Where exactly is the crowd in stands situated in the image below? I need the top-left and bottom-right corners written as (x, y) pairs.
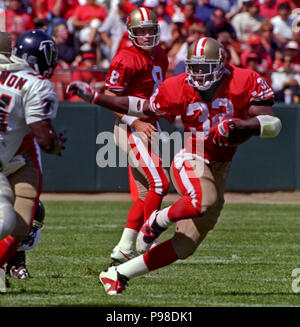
top-left (1, 0), bottom-right (299, 103)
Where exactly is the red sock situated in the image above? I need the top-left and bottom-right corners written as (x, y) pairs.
top-left (143, 239), bottom-right (178, 271)
top-left (167, 196), bottom-right (199, 222)
top-left (143, 191), bottom-right (163, 221)
top-left (125, 198), bottom-right (144, 231)
top-left (0, 235), bottom-right (19, 267)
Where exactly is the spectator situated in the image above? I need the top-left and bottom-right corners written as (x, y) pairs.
top-left (245, 51), bottom-right (261, 70)
top-left (183, 2), bottom-right (204, 30)
top-left (71, 0), bottom-right (107, 52)
top-left (231, 1), bottom-right (264, 44)
top-left (205, 7), bottom-right (237, 40)
top-left (284, 40), bottom-right (300, 72)
top-left (217, 31), bottom-right (241, 66)
top-left (259, 0), bottom-right (278, 20)
top-left (173, 23), bottom-right (207, 75)
top-left (5, 0), bottom-right (35, 34)
top-left (240, 33), bottom-right (273, 78)
top-left (143, 0), bottom-right (172, 48)
top-left (195, 0), bottom-right (216, 25)
top-left (271, 53), bottom-right (300, 103)
top-left (258, 19), bottom-right (280, 62)
top-left (165, 0), bottom-right (184, 21)
top-left (167, 9), bottom-right (188, 72)
top-left (68, 51), bottom-right (105, 102)
top-left (209, 0), bottom-right (241, 16)
top-left (271, 2), bottom-right (294, 46)
top-left (52, 22), bottom-right (81, 69)
top-left (98, 2), bottom-right (128, 60)
top-left (33, 0), bottom-right (79, 35)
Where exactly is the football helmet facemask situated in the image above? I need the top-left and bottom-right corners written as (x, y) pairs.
top-left (12, 30), bottom-right (57, 78)
top-left (126, 8), bottom-right (160, 50)
top-left (185, 37), bottom-right (225, 91)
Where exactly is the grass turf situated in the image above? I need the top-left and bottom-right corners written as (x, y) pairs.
top-left (1, 201), bottom-right (300, 307)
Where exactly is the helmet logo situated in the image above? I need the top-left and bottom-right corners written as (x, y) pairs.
top-left (39, 40), bottom-right (55, 66)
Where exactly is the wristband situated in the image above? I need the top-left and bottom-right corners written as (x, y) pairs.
top-left (120, 115), bottom-right (138, 126)
top-left (91, 90), bottom-right (100, 104)
top-left (128, 96), bottom-right (147, 117)
top-left (256, 115), bottom-right (282, 138)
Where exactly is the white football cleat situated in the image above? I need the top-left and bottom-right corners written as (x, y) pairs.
top-left (99, 266), bottom-right (129, 295)
top-left (110, 245), bottom-right (137, 264)
top-left (136, 210), bottom-right (167, 254)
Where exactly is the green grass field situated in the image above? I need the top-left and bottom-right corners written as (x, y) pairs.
top-left (1, 201), bottom-right (300, 307)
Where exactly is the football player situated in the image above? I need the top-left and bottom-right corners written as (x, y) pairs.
top-left (0, 30), bottom-right (65, 292)
top-left (103, 7), bottom-right (169, 264)
top-left (0, 32), bottom-right (48, 281)
top-left (67, 37), bottom-right (282, 295)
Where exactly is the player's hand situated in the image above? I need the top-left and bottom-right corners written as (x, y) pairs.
top-left (132, 120), bottom-right (158, 141)
top-left (209, 118), bottom-right (240, 146)
top-left (66, 81), bottom-right (99, 103)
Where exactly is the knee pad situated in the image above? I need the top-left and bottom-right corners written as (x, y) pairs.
top-left (0, 196), bottom-right (16, 239)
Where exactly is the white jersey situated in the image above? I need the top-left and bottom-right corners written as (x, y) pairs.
top-left (0, 65), bottom-right (58, 167)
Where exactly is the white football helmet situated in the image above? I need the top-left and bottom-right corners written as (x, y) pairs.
top-left (126, 8), bottom-right (160, 50)
top-left (185, 37), bottom-right (225, 91)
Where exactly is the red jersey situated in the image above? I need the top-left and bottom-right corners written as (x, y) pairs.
top-left (149, 64), bottom-right (274, 162)
top-left (72, 4), bottom-right (107, 23)
top-left (105, 45), bottom-right (169, 99)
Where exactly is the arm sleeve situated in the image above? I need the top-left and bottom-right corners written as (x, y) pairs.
top-left (23, 79), bottom-right (59, 125)
top-left (248, 72), bottom-right (275, 105)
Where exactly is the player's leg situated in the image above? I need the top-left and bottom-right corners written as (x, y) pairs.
top-left (137, 157), bottom-right (220, 253)
top-left (0, 172), bottom-right (16, 240)
top-left (126, 124), bottom-right (170, 221)
top-left (0, 146), bottom-right (42, 268)
top-left (110, 122), bottom-right (169, 263)
top-left (7, 200), bottom-right (45, 279)
top-left (99, 161), bottom-right (230, 295)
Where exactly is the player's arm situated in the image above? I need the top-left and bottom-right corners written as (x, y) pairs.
top-left (67, 81), bottom-right (155, 117)
top-left (29, 119), bottom-right (65, 155)
top-left (232, 104), bottom-right (279, 136)
top-left (210, 103), bottom-right (281, 146)
top-left (104, 89), bottom-right (157, 138)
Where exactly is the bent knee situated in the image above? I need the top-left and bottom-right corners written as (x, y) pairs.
top-left (172, 234), bottom-right (199, 260)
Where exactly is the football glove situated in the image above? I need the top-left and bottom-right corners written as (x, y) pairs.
top-left (209, 118), bottom-right (240, 146)
top-left (66, 81), bottom-right (100, 104)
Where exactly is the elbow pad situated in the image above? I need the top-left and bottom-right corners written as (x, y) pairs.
top-left (256, 115), bottom-right (282, 138)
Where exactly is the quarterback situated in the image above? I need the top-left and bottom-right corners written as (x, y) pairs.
top-left (0, 30), bottom-right (64, 292)
top-left (104, 7), bottom-right (169, 265)
top-left (67, 37), bottom-right (282, 295)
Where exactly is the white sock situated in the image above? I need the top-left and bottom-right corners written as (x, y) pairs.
top-left (156, 206), bottom-right (172, 228)
top-left (118, 228), bottom-right (138, 251)
top-left (117, 254), bottom-right (149, 279)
